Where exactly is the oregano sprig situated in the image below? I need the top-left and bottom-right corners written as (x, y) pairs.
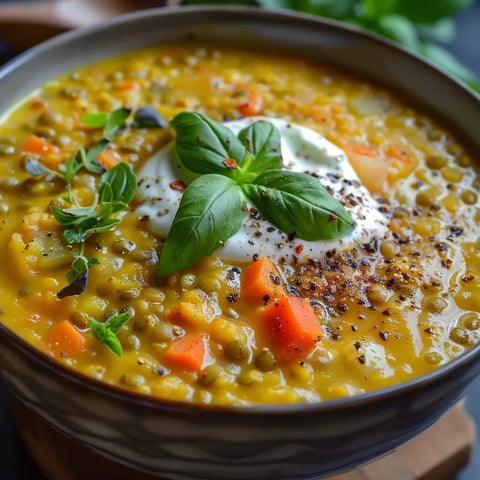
top-left (157, 112), bottom-right (355, 277)
top-left (89, 311), bottom-right (132, 357)
top-left (24, 106), bottom-right (166, 297)
top-left (54, 162), bottom-right (136, 298)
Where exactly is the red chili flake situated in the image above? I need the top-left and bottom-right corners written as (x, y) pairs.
top-left (295, 244), bottom-right (304, 254)
top-left (169, 180), bottom-right (187, 192)
top-left (223, 158), bottom-right (238, 169)
top-left (328, 214), bottom-right (337, 222)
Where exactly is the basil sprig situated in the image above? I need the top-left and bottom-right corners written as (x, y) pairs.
top-left (157, 112), bottom-right (354, 276)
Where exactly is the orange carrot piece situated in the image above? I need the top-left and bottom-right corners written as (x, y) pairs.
top-left (263, 296), bottom-right (322, 361)
top-left (343, 142), bottom-right (377, 157)
top-left (241, 257), bottom-right (288, 304)
top-left (45, 320), bottom-right (88, 357)
top-left (98, 148), bottom-right (122, 169)
top-left (164, 334), bottom-right (208, 372)
top-left (117, 80), bottom-right (140, 91)
top-left (21, 135), bottom-right (59, 157)
top-left (236, 86), bottom-right (263, 117)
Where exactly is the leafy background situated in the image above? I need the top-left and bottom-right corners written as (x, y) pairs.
top-left (182, 0), bottom-right (480, 92)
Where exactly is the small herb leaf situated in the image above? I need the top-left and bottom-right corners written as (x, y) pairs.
top-left (89, 312), bottom-right (131, 357)
top-left (104, 312), bottom-right (131, 334)
top-left (238, 121), bottom-right (282, 174)
top-left (171, 111), bottom-right (248, 175)
top-left (83, 139), bottom-right (110, 174)
top-left (82, 111), bottom-right (109, 129)
top-left (99, 162), bottom-right (136, 205)
top-left (157, 174), bottom-right (247, 277)
top-left (242, 169), bottom-right (355, 241)
top-left (103, 107), bottom-right (131, 140)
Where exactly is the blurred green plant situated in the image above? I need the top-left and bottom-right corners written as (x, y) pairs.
top-left (181, 0), bottom-right (479, 92)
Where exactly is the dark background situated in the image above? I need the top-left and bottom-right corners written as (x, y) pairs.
top-left (0, 1), bottom-right (479, 479)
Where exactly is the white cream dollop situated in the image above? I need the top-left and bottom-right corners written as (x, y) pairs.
top-left (135, 117), bottom-right (388, 263)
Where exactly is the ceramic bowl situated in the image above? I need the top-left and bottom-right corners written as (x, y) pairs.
top-left (1, 6), bottom-right (480, 480)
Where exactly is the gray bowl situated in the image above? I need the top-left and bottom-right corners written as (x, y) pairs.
top-left (1, 6), bottom-right (480, 480)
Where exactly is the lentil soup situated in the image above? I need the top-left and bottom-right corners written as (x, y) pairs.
top-left (0, 44), bottom-right (479, 406)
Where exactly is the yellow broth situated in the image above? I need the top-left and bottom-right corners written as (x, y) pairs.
top-left (0, 44), bottom-right (479, 405)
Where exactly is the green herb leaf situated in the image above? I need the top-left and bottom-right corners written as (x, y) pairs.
top-left (237, 121), bottom-right (282, 174)
top-left (81, 111), bottom-right (109, 129)
top-left (83, 140), bottom-right (109, 174)
top-left (103, 107), bottom-right (132, 140)
top-left (89, 311), bottom-right (131, 357)
top-left (420, 41), bottom-right (479, 84)
top-left (361, 0), bottom-right (399, 18)
top-left (104, 311), bottom-right (131, 334)
top-left (372, 14), bottom-right (420, 51)
top-left (99, 162), bottom-right (136, 205)
top-left (242, 169), bottom-right (354, 241)
top-left (417, 18), bottom-right (456, 44)
top-left (157, 174), bottom-right (247, 277)
top-left (396, 0), bottom-right (474, 24)
top-left (65, 255), bottom-right (99, 285)
top-left (171, 111), bottom-right (248, 175)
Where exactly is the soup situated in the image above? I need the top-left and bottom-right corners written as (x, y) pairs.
top-left (0, 44), bottom-right (479, 405)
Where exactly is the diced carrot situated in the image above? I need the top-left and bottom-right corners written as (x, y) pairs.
top-left (236, 85), bottom-right (263, 117)
top-left (262, 296), bottom-right (322, 361)
top-left (45, 320), bottom-right (88, 357)
top-left (21, 135), bottom-right (59, 157)
top-left (98, 148), bottom-right (122, 169)
top-left (164, 333), bottom-right (209, 372)
top-left (241, 257), bottom-right (288, 304)
top-left (117, 80), bottom-right (140, 91)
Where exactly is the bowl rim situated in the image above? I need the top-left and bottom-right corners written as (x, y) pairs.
top-left (1, 4), bottom-right (479, 416)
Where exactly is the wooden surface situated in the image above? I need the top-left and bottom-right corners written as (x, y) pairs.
top-left (13, 400), bottom-right (476, 480)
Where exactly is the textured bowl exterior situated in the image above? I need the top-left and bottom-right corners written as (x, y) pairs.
top-left (1, 6), bottom-right (480, 480)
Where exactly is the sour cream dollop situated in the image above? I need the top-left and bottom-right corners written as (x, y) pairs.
top-left (135, 117), bottom-right (388, 263)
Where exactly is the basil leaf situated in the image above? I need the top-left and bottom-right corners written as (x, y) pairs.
top-left (103, 107), bottom-right (131, 140)
top-left (420, 41), bottom-right (479, 84)
top-left (396, 0), bottom-right (474, 24)
top-left (171, 111), bottom-right (248, 175)
top-left (238, 121), bottom-right (282, 174)
top-left (361, 0), bottom-right (399, 18)
top-left (374, 14), bottom-right (420, 51)
top-left (242, 170), bottom-right (354, 241)
top-left (417, 19), bottom-right (455, 43)
top-left (256, 0), bottom-right (355, 18)
top-left (99, 162), bottom-right (136, 205)
top-left (82, 111), bottom-right (109, 129)
top-left (133, 106), bottom-right (168, 129)
top-left (157, 174), bottom-right (247, 277)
